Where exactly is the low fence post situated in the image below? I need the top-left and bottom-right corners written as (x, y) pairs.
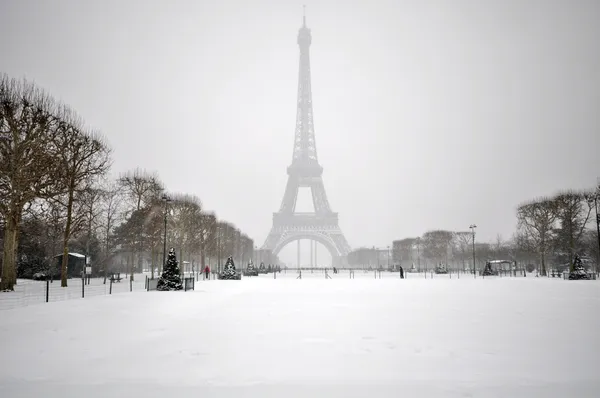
top-left (109, 278), bottom-right (113, 294)
top-left (130, 277), bottom-right (133, 292)
top-left (46, 279), bottom-right (50, 303)
top-left (82, 274), bottom-right (85, 298)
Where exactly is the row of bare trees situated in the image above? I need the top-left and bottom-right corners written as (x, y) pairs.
top-left (516, 188), bottom-right (599, 275)
top-left (0, 75), bottom-right (110, 290)
top-left (391, 186), bottom-right (600, 275)
top-left (110, 171), bottom-right (254, 281)
top-left (0, 75), bottom-right (253, 291)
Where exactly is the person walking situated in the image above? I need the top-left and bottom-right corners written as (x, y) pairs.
top-left (204, 265), bottom-right (210, 280)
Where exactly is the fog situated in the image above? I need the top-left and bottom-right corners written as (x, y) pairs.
top-left (1, 0), bottom-right (598, 266)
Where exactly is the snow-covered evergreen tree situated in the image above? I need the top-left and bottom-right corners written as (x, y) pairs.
top-left (482, 261), bottom-right (497, 276)
top-left (157, 247), bottom-right (183, 291)
top-left (247, 260), bottom-right (255, 271)
top-left (568, 254), bottom-right (590, 280)
top-left (434, 262), bottom-right (448, 274)
top-left (221, 256), bottom-right (238, 280)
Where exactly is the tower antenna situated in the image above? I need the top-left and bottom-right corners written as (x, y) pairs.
top-left (303, 5), bottom-right (306, 27)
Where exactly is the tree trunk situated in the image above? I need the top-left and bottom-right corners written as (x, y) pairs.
top-left (179, 248), bottom-right (184, 276)
top-left (540, 251), bottom-right (547, 276)
top-left (0, 214), bottom-right (20, 291)
top-left (61, 188), bottom-right (75, 287)
top-left (150, 246), bottom-right (156, 279)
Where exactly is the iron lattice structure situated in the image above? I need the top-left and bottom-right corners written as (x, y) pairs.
top-left (261, 15), bottom-right (351, 265)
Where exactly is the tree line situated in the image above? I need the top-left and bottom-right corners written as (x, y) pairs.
top-left (392, 187), bottom-right (600, 276)
top-left (0, 74), bottom-right (253, 291)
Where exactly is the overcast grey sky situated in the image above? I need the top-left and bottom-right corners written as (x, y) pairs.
top-left (1, 0), bottom-right (599, 265)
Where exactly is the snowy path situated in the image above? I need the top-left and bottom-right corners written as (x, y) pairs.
top-left (1, 277), bottom-right (599, 397)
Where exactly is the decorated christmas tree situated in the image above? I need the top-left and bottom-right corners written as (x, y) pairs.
top-left (243, 259), bottom-right (258, 276)
top-left (157, 247), bottom-right (183, 291)
top-left (221, 256), bottom-right (238, 280)
top-left (434, 262), bottom-right (448, 274)
top-left (482, 261), bottom-right (497, 276)
top-left (259, 262), bottom-right (266, 273)
top-left (568, 254), bottom-right (590, 280)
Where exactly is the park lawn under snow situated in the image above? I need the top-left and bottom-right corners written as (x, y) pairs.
top-left (1, 274), bottom-right (599, 398)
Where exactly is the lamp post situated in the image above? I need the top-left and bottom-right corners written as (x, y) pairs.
top-left (162, 194), bottom-right (171, 270)
top-left (470, 224), bottom-right (477, 278)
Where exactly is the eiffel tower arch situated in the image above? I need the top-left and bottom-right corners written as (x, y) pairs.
top-left (261, 12), bottom-right (351, 266)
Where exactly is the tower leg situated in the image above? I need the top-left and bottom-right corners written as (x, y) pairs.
top-left (310, 239), bottom-right (314, 268)
top-left (297, 240), bottom-right (301, 268)
top-left (315, 241), bottom-right (318, 267)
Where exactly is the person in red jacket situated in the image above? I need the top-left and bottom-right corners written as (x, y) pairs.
top-left (204, 265), bottom-right (210, 280)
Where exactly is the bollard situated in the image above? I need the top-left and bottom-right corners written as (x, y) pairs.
top-left (46, 279), bottom-right (49, 303)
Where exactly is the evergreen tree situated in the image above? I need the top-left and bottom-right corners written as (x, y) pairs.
top-left (568, 254), bottom-right (590, 280)
top-left (157, 247), bottom-right (183, 290)
top-left (247, 260), bottom-right (255, 271)
top-left (221, 256), bottom-right (238, 280)
top-left (482, 261), bottom-right (497, 276)
top-left (435, 262), bottom-right (448, 274)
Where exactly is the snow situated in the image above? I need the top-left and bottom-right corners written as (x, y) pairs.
top-left (55, 252), bottom-right (86, 258)
top-left (1, 272), bottom-right (599, 397)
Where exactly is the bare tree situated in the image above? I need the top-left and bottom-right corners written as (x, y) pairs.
top-left (167, 194), bottom-right (203, 275)
top-left (199, 212), bottom-right (217, 272)
top-left (421, 230), bottom-right (454, 268)
top-left (56, 113), bottom-right (111, 287)
top-left (98, 180), bottom-right (123, 283)
top-left (392, 238), bottom-right (416, 267)
top-left (516, 197), bottom-right (559, 276)
top-left (118, 169), bottom-right (163, 279)
top-left (553, 190), bottom-right (593, 268)
top-left (0, 75), bottom-right (65, 291)
top-left (454, 232), bottom-right (472, 270)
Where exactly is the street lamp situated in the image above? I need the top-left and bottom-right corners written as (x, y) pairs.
top-left (162, 194), bottom-right (171, 270)
top-left (470, 224), bottom-right (477, 278)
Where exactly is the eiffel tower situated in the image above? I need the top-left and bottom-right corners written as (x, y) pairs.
top-left (261, 11), bottom-right (351, 266)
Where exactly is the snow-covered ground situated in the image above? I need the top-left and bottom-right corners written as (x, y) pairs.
top-left (1, 275), bottom-right (599, 397)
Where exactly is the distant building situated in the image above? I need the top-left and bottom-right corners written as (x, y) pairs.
top-left (348, 247), bottom-right (389, 269)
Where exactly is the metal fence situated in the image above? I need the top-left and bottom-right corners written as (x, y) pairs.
top-left (0, 274), bottom-right (147, 311)
top-left (144, 276), bottom-right (195, 291)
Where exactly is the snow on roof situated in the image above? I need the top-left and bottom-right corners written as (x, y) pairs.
top-left (53, 252), bottom-right (85, 258)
